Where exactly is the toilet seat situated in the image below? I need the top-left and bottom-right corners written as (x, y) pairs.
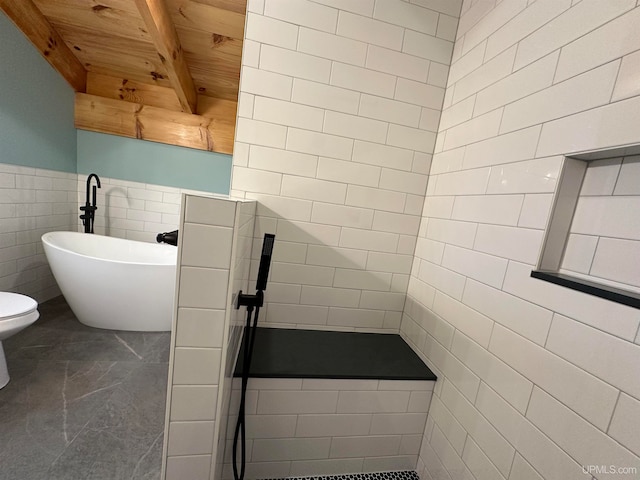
top-left (0, 292), bottom-right (38, 320)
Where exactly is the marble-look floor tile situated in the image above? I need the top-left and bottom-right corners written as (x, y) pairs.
top-left (0, 296), bottom-right (170, 480)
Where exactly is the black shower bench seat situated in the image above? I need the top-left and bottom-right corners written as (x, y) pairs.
top-left (234, 327), bottom-right (436, 382)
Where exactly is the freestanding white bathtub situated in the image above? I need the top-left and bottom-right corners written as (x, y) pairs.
top-left (42, 231), bottom-right (177, 331)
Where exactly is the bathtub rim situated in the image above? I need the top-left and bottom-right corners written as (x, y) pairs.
top-left (41, 231), bottom-right (177, 267)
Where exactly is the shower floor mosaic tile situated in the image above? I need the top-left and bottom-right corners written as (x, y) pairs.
top-left (265, 470), bottom-right (420, 480)
top-left (0, 296), bottom-right (170, 480)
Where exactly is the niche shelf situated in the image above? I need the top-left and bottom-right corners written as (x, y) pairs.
top-left (532, 143), bottom-right (640, 310)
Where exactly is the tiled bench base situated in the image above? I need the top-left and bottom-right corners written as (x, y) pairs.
top-left (222, 377), bottom-right (435, 480)
top-left (222, 328), bottom-right (436, 479)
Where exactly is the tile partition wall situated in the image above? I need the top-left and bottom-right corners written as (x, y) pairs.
top-left (401, 2), bottom-right (640, 480)
top-left (162, 194), bottom-right (256, 480)
top-left (0, 163), bottom-right (77, 302)
top-left (560, 154), bottom-right (640, 293)
top-left (222, 378), bottom-right (435, 479)
top-left (230, 0), bottom-right (462, 331)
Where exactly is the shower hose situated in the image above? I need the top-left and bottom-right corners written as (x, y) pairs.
top-left (232, 303), bottom-right (260, 480)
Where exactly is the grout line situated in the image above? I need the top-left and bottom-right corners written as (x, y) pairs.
top-left (460, 432), bottom-right (469, 458)
top-left (608, 57), bottom-right (623, 102)
top-left (506, 446), bottom-right (517, 479)
top-left (605, 390), bottom-right (622, 434)
top-left (532, 121), bottom-right (545, 162)
top-left (541, 313), bottom-right (554, 349)
top-left (610, 156), bottom-right (625, 195)
top-left (524, 383), bottom-right (535, 419)
top-left (495, 105), bottom-right (506, 136)
top-left (514, 192), bottom-right (527, 230)
top-left (586, 236), bottom-right (600, 275)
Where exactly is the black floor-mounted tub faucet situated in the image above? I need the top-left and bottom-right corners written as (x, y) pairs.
top-left (80, 173), bottom-right (101, 233)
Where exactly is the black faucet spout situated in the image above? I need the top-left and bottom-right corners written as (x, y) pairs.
top-left (85, 173), bottom-right (101, 205)
top-left (82, 173), bottom-right (101, 233)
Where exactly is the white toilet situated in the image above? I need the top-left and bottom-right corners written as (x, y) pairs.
top-left (0, 292), bottom-right (39, 389)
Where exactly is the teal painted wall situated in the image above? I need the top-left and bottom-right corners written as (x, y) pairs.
top-left (1, 11), bottom-right (233, 193)
top-left (0, 12), bottom-right (76, 173)
top-left (77, 131), bottom-right (232, 194)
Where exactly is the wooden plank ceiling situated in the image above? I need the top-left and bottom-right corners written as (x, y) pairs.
top-left (0, 0), bottom-right (246, 154)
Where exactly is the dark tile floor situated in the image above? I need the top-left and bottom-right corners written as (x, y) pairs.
top-left (0, 296), bottom-right (171, 480)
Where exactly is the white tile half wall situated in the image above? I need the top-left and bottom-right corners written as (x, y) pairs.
top-left (231, 0), bottom-right (462, 331)
top-left (0, 163), bottom-right (77, 302)
top-left (403, 2), bottom-right (640, 480)
top-left (162, 194), bottom-right (256, 480)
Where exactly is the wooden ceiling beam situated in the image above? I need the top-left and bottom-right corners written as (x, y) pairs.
top-left (87, 72), bottom-right (238, 120)
top-left (134, 0), bottom-right (197, 113)
top-left (191, 0), bottom-right (247, 16)
top-left (75, 93), bottom-right (234, 154)
top-left (168, 1), bottom-right (245, 40)
top-left (86, 72), bottom-right (183, 112)
top-left (0, 0), bottom-right (87, 92)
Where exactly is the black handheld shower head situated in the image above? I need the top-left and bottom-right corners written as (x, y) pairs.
top-left (236, 233), bottom-right (275, 310)
top-left (256, 233), bottom-right (275, 292)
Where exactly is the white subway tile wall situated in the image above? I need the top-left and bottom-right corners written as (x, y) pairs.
top-left (24, 1), bottom-right (634, 478)
top-left (232, 0), bottom-right (460, 332)
top-left (163, 195), bottom-right (256, 480)
top-left (0, 164), bottom-right (77, 302)
top-left (222, 378), bottom-right (435, 479)
top-left (403, 2), bottom-right (640, 480)
top-left (76, 175), bottom-right (227, 244)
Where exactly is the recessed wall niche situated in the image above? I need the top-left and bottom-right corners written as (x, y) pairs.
top-left (532, 144), bottom-right (640, 309)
